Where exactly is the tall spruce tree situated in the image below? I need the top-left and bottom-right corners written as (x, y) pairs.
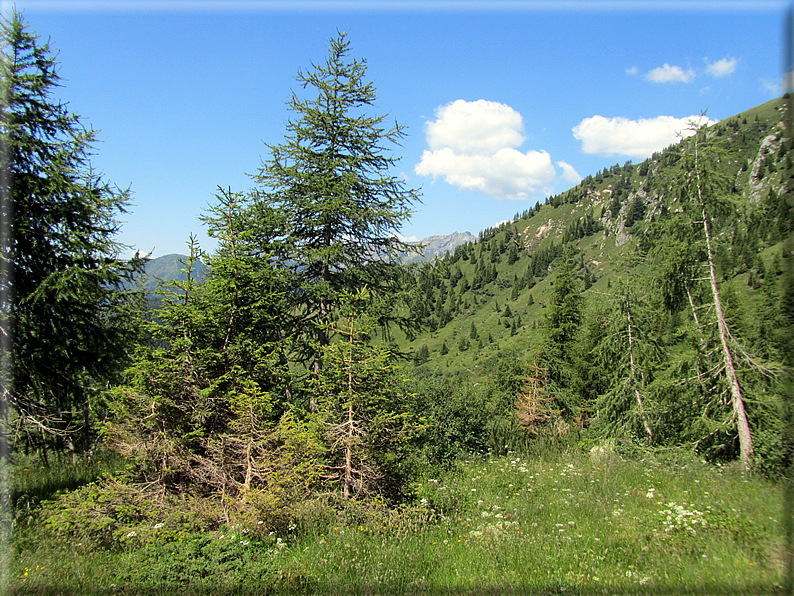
top-left (541, 248), bottom-right (584, 416)
top-left (0, 11), bottom-right (142, 456)
top-left (253, 31), bottom-right (420, 381)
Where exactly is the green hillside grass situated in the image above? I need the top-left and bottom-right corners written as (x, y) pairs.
top-left (8, 447), bottom-right (784, 594)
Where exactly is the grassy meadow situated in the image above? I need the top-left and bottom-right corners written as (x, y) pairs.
top-left (4, 444), bottom-right (788, 595)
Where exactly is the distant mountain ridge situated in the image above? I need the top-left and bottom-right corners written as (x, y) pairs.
top-left (402, 232), bottom-right (477, 264)
top-left (137, 253), bottom-right (208, 294)
top-left (141, 231), bottom-right (476, 286)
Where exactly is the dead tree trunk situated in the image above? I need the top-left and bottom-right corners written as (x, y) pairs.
top-left (625, 281), bottom-right (653, 445)
top-left (693, 134), bottom-right (754, 469)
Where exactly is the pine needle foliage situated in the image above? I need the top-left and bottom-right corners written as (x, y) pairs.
top-left (313, 287), bottom-right (416, 501)
top-left (1, 10), bottom-right (143, 456)
top-left (253, 31), bottom-right (421, 370)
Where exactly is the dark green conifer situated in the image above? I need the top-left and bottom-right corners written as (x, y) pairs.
top-left (1, 11), bottom-right (143, 453)
top-left (253, 31), bottom-right (420, 376)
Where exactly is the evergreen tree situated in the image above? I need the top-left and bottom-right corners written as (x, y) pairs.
top-left (624, 195), bottom-right (646, 228)
top-left (591, 267), bottom-right (663, 445)
top-left (507, 242), bottom-right (519, 265)
top-left (1, 11), bottom-right (143, 456)
top-left (546, 251), bottom-right (582, 347)
top-left (252, 31), bottom-right (420, 379)
top-left (656, 120), bottom-right (756, 467)
top-left (540, 249), bottom-right (584, 415)
top-left (416, 344), bottom-right (430, 364)
top-left (313, 287), bottom-right (415, 500)
top-left (108, 191), bottom-right (293, 493)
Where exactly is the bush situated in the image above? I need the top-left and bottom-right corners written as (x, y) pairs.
top-left (117, 531), bottom-right (283, 588)
top-left (40, 480), bottom-right (223, 550)
top-left (405, 373), bottom-right (492, 463)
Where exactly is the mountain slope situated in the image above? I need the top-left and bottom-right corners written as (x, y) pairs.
top-left (396, 96), bottom-right (791, 377)
top-left (137, 253), bottom-right (208, 294)
top-left (402, 232), bottom-right (477, 263)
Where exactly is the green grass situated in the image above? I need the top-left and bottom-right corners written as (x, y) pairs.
top-left (6, 446), bottom-right (787, 595)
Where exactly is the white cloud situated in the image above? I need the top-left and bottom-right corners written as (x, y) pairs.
top-left (626, 66), bottom-right (638, 76)
top-left (556, 161), bottom-right (582, 184)
top-left (646, 63), bottom-right (695, 83)
top-left (424, 99), bottom-right (525, 153)
top-left (415, 99), bottom-right (557, 200)
top-left (705, 57), bottom-right (737, 78)
top-left (572, 114), bottom-right (718, 159)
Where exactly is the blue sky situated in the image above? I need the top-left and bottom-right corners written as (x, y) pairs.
top-left (3, 0), bottom-right (788, 257)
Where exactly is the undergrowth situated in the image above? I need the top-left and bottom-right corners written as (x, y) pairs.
top-left (6, 446), bottom-right (787, 595)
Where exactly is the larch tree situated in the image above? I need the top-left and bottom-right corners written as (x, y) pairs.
top-left (591, 260), bottom-right (664, 446)
top-left (312, 287), bottom-right (413, 500)
top-left (689, 121), bottom-right (754, 468)
top-left (252, 31), bottom-right (421, 387)
top-left (0, 10), bottom-right (142, 459)
top-left (657, 118), bottom-right (755, 468)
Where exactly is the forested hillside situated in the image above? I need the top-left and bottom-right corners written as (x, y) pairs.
top-left (397, 95), bottom-right (793, 472)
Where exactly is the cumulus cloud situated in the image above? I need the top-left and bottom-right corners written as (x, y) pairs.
top-left (572, 114), bottom-right (718, 159)
top-left (706, 57), bottom-right (737, 78)
top-left (424, 99), bottom-right (525, 154)
top-left (646, 63), bottom-right (695, 83)
top-left (556, 161), bottom-right (582, 185)
top-left (415, 99), bottom-right (557, 200)
top-left (626, 66), bottom-right (638, 76)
